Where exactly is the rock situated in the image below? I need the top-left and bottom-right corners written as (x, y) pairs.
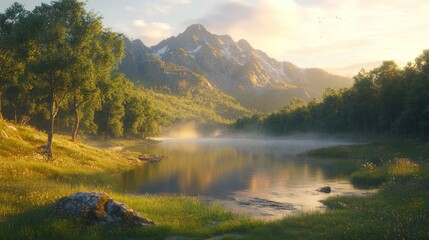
top-left (316, 186), bottom-right (331, 193)
top-left (53, 192), bottom-right (155, 226)
top-left (237, 197), bottom-right (296, 210)
top-left (138, 154), bottom-right (166, 163)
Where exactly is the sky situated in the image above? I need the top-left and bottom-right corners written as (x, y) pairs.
top-left (1, 0), bottom-right (428, 70)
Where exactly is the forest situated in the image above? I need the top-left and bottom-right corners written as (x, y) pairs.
top-left (233, 52), bottom-right (429, 138)
top-left (0, 1), bottom-right (161, 157)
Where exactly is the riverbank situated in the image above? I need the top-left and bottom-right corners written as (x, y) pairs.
top-left (1, 119), bottom-right (428, 239)
top-left (218, 140), bottom-right (429, 239)
top-left (0, 119), bottom-right (257, 239)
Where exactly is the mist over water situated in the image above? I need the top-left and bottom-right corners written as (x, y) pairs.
top-left (160, 122), bottom-right (200, 139)
top-left (117, 137), bottom-right (373, 219)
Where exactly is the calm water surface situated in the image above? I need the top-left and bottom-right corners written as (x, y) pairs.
top-left (116, 138), bottom-right (374, 219)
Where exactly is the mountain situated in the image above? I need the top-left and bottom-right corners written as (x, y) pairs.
top-left (119, 37), bottom-right (250, 122)
top-left (119, 24), bottom-right (352, 112)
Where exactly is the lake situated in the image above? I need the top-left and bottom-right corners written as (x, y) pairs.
top-left (116, 138), bottom-right (374, 219)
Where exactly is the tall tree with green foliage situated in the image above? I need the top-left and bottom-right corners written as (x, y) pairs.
top-left (370, 61), bottom-right (405, 130)
top-left (124, 95), bottom-right (160, 139)
top-left (16, 0), bottom-right (118, 157)
top-left (0, 3), bottom-right (27, 119)
top-left (347, 70), bottom-right (378, 132)
top-left (398, 50), bottom-right (429, 136)
top-left (67, 13), bottom-right (124, 140)
top-left (95, 74), bottom-right (128, 140)
top-left (318, 88), bottom-right (346, 132)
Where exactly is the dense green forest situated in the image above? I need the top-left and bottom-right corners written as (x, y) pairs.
top-left (0, 1), bottom-right (165, 157)
top-left (233, 51), bottom-right (429, 138)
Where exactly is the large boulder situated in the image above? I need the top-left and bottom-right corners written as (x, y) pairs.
top-left (53, 192), bottom-right (155, 226)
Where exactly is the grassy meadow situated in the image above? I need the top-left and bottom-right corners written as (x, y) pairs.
top-left (1, 119), bottom-right (429, 239)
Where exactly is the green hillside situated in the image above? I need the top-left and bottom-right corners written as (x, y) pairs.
top-left (140, 87), bottom-right (250, 127)
top-left (0, 119), bottom-right (255, 239)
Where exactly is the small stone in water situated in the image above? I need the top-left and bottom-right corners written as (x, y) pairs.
top-left (317, 186), bottom-right (331, 193)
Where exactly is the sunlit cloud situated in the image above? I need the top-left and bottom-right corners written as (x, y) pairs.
top-left (193, 0), bottom-right (429, 67)
top-left (131, 20), bottom-right (174, 46)
top-left (133, 20), bottom-right (147, 28)
top-left (2, 0), bottom-right (427, 68)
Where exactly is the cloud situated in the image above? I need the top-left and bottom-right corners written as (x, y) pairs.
top-left (144, 3), bottom-right (172, 14)
top-left (124, 2), bottom-right (174, 16)
top-left (169, 0), bottom-right (192, 4)
top-left (191, 1), bottom-right (254, 31)
top-left (192, 0), bottom-right (429, 68)
top-left (133, 20), bottom-right (147, 28)
top-left (125, 6), bottom-right (138, 12)
top-left (130, 20), bottom-right (174, 46)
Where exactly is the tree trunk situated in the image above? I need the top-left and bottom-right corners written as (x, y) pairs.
top-left (11, 103), bottom-right (17, 123)
top-left (71, 96), bottom-right (80, 141)
top-left (46, 92), bottom-right (55, 159)
top-left (0, 91), bottom-right (3, 120)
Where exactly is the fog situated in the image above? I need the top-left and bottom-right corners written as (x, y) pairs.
top-left (156, 136), bottom-right (353, 157)
top-left (160, 122), bottom-right (200, 139)
top-left (159, 122), bottom-right (226, 140)
top-left (158, 121), bottom-right (357, 145)
top-left (120, 132), bottom-right (366, 219)
top-left (157, 122), bottom-right (356, 153)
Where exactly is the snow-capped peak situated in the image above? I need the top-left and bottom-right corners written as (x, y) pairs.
top-left (154, 45), bottom-right (169, 58)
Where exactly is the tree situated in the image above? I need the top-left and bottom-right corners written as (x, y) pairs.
top-left (18, 0), bottom-right (110, 157)
top-left (3, 79), bottom-right (40, 125)
top-left (0, 3), bottom-right (27, 119)
top-left (346, 70), bottom-right (378, 132)
top-left (124, 95), bottom-right (160, 139)
top-left (69, 26), bottom-right (123, 140)
top-left (319, 88), bottom-right (347, 132)
top-left (95, 74), bottom-right (127, 140)
top-left (370, 61), bottom-right (405, 131)
top-left (398, 50), bottom-right (429, 136)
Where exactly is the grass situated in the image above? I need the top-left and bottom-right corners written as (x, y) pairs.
top-left (351, 158), bottom-right (421, 188)
top-left (0, 119), bottom-right (257, 239)
top-left (307, 139), bottom-right (428, 188)
top-left (1, 119), bottom-right (429, 239)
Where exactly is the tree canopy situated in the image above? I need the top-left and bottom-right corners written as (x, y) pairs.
top-left (0, 0), bottom-right (160, 158)
top-left (233, 50), bottom-right (429, 138)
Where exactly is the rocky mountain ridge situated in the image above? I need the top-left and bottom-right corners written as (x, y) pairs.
top-left (119, 24), bottom-right (352, 112)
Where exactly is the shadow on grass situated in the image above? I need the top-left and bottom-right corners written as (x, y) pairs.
top-left (0, 204), bottom-right (172, 240)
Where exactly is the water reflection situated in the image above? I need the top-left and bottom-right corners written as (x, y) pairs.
top-left (116, 138), bottom-right (373, 219)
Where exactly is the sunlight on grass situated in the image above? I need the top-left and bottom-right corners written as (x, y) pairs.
top-left (0, 119), bottom-right (258, 239)
top-left (351, 158), bottom-right (420, 188)
top-left (1, 119), bottom-right (429, 239)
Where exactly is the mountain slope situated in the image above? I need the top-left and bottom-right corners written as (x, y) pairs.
top-left (119, 37), bottom-right (249, 121)
top-left (119, 24), bottom-right (352, 112)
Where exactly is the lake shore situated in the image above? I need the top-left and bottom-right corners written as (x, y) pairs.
top-left (1, 119), bottom-right (428, 239)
